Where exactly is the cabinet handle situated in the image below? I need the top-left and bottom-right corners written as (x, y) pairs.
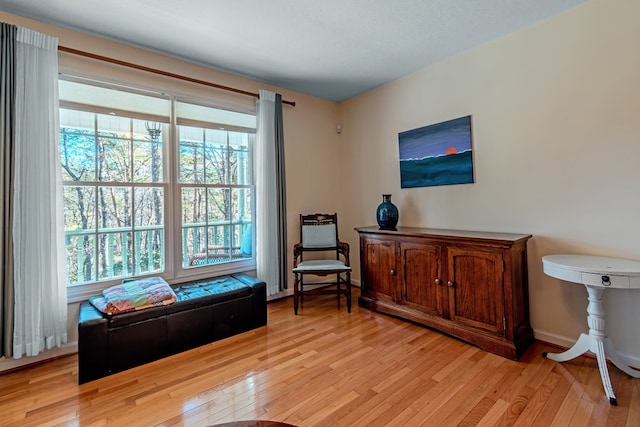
top-left (390, 269), bottom-right (396, 276)
top-left (434, 278), bottom-right (442, 285)
top-left (447, 281), bottom-right (454, 287)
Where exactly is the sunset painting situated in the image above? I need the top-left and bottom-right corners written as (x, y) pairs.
top-left (398, 115), bottom-right (474, 188)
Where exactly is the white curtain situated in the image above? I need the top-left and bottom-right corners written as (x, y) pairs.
top-left (255, 90), bottom-right (287, 296)
top-left (12, 27), bottom-right (67, 358)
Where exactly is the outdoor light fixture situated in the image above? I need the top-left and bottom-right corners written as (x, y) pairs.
top-left (145, 121), bottom-right (161, 140)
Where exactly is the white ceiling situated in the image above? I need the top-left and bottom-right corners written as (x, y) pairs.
top-left (0, 0), bottom-right (589, 102)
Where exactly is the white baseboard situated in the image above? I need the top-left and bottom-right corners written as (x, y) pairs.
top-left (268, 279), bottom-right (361, 302)
top-left (0, 342), bottom-right (77, 373)
top-left (533, 330), bottom-right (577, 349)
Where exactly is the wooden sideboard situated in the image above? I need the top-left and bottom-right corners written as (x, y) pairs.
top-left (355, 226), bottom-right (533, 360)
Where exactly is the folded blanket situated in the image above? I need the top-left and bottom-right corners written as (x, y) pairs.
top-left (89, 277), bottom-right (176, 315)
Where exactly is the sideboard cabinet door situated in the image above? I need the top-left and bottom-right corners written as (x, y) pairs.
top-left (360, 235), bottom-right (397, 304)
top-left (446, 246), bottom-right (505, 337)
top-left (400, 241), bottom-right (443, 317)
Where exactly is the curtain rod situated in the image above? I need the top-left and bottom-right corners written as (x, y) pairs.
top-left (58, 46), bottom-right (296, 107)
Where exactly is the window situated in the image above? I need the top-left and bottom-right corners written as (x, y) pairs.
top-left (178, 125), bottom-right (254, 268)
top-left (176, 99), bottom-right (255, 270)
top-left (60, 109), bottom-right (166, 285)
top-left (59, 77), bottom-right (256, 297)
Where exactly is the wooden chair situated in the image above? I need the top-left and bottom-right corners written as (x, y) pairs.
top-left (292, 213), bottom-right (351, 314)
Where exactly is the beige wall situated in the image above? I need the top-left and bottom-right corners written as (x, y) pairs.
top-left (339, 0), bottom-right (640, 363)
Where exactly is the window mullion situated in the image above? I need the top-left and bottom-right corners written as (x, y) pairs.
top-left (164, 96), bottom-right (178, 278)
top-left (93, 114), bottom-right (100, 284)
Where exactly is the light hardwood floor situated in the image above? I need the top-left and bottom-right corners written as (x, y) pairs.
top-left (1, 290), bottom-right (639, 426)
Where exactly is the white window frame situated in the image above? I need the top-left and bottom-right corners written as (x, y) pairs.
top-left (60, 76), bottom-right (257, 303)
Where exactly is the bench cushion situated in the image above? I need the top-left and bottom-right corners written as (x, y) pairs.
top-left (106, 276), bottom-right (253, 327)
top-left (169, 276), bottom-right (252, 313)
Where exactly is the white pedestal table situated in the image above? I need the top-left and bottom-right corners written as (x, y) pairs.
top-left (542, 254), bottom-right (640, 405)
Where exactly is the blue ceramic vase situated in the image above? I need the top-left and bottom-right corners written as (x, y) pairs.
top-left (376, 194), bottom-right (399, 230)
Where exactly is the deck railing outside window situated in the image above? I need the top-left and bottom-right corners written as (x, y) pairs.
top-left (64, 221), bottom-right (252, 286)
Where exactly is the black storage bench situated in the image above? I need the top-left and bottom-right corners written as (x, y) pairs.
top-left (77, 273), bottom-right (266, 384)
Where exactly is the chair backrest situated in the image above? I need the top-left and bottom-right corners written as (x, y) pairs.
top-left (300, 213), bottom-right (339, 249)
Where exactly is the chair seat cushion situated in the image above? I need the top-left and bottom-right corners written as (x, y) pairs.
top-left (293, 259), bottom-right (351, 272)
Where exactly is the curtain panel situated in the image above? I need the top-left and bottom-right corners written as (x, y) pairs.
top-left (1, 23), bottom-right (67, 359)
top-left (255, 90), bottom-right (287, 296)
top-left (0, 22), bottom-right (16, 358)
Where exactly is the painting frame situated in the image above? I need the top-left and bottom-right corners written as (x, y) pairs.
top-left (398, 115), bottom-right (474, 188)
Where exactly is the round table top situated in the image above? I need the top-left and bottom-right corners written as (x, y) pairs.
top-left (542, 254), bottom-right (640, 275)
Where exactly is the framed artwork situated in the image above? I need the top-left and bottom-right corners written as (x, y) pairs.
top-left (398, 115), bottom-right (474, 188)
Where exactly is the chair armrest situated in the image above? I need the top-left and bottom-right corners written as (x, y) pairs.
top-left (293, 241), bottom-right (350, 267)
top-left (337, 240), bottom-right (350, 266)
top-left (293, 243), bottom-right (303, 267)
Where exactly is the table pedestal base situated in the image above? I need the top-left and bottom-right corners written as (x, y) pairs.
top-left (542, 285), bottom-right (640, 406)
top-left (543, 333), bottom-right (640, 405)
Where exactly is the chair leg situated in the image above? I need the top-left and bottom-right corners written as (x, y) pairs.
top-left (300, 275), bottom-right (304, 304)
top-left (294, 271), bottom-right (351, 314)
top-left (346, 271), bottom-right (352, 313)
top-left (293, 273), bottom-right (299, 315)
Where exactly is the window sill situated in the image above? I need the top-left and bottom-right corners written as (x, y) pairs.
top-left (66, 259), bottom-right (257, 303)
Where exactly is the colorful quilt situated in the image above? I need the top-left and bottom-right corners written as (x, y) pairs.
top-left (89, 277), bottom-right (176, 315)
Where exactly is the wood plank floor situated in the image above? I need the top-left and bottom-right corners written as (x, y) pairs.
top-left (1, 290), bottom-right (639, 426)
